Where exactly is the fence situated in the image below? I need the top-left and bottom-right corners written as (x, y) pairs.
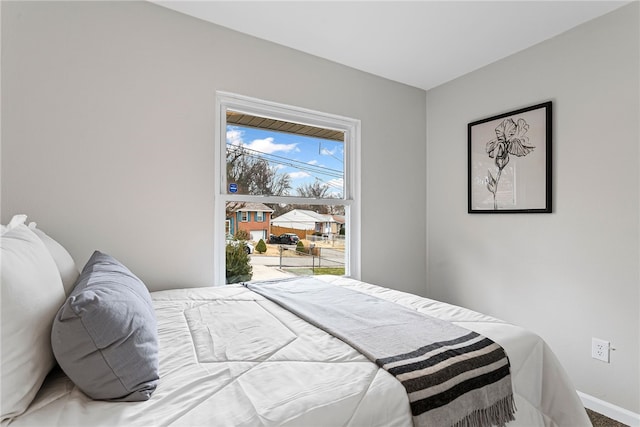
top-left (270, 226), bottom-right (312, 240)
top-left (270, 226), bottom-right (345, 248)
top-left (305, 234), bottom-right (345, 248)
top-left (275, 245), bottom-right (345, 276)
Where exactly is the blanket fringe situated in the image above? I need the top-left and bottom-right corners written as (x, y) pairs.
top-left (451, 394), bottom-right (517, 427)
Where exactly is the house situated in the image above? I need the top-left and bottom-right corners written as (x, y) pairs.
top-left (330, 215), bottom-right (345, 236)
top-left (1, 1), bottom-right (637, 423)
top-left (226, 202), bottom-right (274, 242)
top-left (271, 209), bottom-right (335, 236)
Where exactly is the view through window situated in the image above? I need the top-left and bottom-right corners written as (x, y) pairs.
top-left (215, 93), bottom-right (360, 285)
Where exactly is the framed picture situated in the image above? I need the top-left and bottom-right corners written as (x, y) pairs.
top-left (468, 101), bottom-right (552, 213)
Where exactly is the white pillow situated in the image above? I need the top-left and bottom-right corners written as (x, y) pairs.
top-left (29, 223), bottom-right (79, 296)
top-left (6, 214), bottom-right (28, 228)
top-left (1, 224), bottom-right (66, 422)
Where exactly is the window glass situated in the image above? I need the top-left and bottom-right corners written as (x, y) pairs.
top-left (216, 93), bottom-right (360, 285)
top-left (226, 201), bottom-right (347, 281)
top-left (226, 115), bottom-right (345, 199)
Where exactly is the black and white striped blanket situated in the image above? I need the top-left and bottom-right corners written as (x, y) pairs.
top-left (248, 278), bottom-right (516, 427)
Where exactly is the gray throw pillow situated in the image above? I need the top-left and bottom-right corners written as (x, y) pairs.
top-left (51, 251), bottom-right (159, 401)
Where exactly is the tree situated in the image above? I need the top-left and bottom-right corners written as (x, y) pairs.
top-left (225, 146), bottom-right (292, 219)
top-left (255, 239), bottom-right (267, 254)
top-left (225, 201), bottom-right (245, 223)
top-left (268, 203), bottom-right (289, 218)
top-left (225, 242), bottom-right (252, 284)
top-left (297, 181), bottom-right (330, 199)
top-left (234, 229), bottom-right (250, 241)
top-left (296, 181), bottom-right (330, 214)
top-left (227, 145), bottom-right (291, 197)
top-left (295, 181), bottom-right (345, 215)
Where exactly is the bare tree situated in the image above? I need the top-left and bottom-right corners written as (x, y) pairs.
top-left (227, 146), bottom-right (291, 196)
top-left (297, 181), bottom-right (331, 199)
top-left (226, 145), bottom-right (291, 218)
top-left (295, 181), bottom-right (344, 215)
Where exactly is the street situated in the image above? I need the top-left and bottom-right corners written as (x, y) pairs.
top-left (251, 246), bottom-right (344, 268)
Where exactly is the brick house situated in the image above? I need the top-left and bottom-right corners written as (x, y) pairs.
top-left (226, 202), bottom-right (274, 242)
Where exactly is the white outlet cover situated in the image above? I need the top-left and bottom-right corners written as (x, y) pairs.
top-left (592, 338), bottom-right (610, 363)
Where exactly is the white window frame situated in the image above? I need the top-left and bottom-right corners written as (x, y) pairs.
top-left (240, 211), bottom-right (249, 222)
top-left (214, 91), bottom-right (361, 285)
top-left (256, 211), bottom-right (264, 222)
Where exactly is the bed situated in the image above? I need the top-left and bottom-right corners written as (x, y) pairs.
top-left (1, 216), bottom-right (591, 427)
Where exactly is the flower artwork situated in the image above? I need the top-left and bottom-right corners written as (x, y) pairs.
top-left (485, 118), bottom-right (535, 210)
top-left (468, 102), bottom-right (551, 213)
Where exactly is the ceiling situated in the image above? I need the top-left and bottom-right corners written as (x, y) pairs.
top-left (152, 1), bottom-right (630, 91)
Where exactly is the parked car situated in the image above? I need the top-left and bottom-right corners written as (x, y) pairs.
top-left (269, 233), bottom-right (300, 245)
top-left (226, 239), bottom-right (254, 254)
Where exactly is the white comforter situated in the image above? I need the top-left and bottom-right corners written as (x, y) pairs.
top-left (9, 276), bottom-right (590, 427)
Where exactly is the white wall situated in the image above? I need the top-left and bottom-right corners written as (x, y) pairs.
top-left (426, 3), bottom-right (639, 414)
top-left (1, 1), bottom-right (427, 295)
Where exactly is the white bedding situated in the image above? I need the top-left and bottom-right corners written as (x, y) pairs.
top-left (8, 276), bottom-right (590, 427)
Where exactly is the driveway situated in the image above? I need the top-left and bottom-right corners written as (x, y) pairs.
top-left (249, 264), bottom-right (295, 281)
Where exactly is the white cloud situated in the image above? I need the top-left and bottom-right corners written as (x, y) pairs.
top-left (226, 127), bottom-right (298, 155)
top-left (226, 128), bottom-right (244, 146)
top-left (327, 178), bottom-right (344, 190)
top-left (289, 171), bottom-right (310, 179)
top-left (320, 146), bottom-right (344, 162)
top-left (245, 137), bottom-right (298, 154)
top-left (307, 160), bottom-right (319, 165)
top-left (327, 179), bottom-right (343, 198)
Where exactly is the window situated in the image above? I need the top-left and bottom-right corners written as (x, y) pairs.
top-left (215, 92), bottom-right (360, 285)
top-left (240, 212), bottom-right (249, 222)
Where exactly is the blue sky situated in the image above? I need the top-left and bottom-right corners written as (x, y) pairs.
top-left (227, 125), bottom-right (344, 196)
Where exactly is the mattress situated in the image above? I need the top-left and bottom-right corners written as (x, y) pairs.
top-left (7, 276), bottom-right (590, 427)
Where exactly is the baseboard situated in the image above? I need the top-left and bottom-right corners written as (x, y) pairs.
top-left (578, 391), bottom-right (640, 427)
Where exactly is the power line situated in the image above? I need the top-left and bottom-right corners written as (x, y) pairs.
top-left (227, 144), bottom-right (343, 193)
top-left (227, 144), bottom-right (343, 179)
top-left (229, 144), bottom-right (343, 177)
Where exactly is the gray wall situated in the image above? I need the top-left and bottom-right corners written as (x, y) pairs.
top-left (4, 0), bottom-right (638, 415)
top-left (426, 3), bottom-right (639, 413)
top-left (1, 1), bottom-right (427, 295)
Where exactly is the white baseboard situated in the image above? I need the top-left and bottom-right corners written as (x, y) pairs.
top-left (578, 391), bottom-right (640, 427)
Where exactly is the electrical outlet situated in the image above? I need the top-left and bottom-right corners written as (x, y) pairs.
top-left (592, 338), bottom-right (610, 363)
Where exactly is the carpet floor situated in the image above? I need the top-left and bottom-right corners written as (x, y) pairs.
top-left (587, 408), bottom-right (629, 427)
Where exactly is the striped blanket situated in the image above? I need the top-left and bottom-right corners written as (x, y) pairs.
top-left (247, 278), bottom-right (516, 427)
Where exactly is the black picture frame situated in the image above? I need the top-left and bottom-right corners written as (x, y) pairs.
top-left (468, 101), bottom-right (552, 213)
